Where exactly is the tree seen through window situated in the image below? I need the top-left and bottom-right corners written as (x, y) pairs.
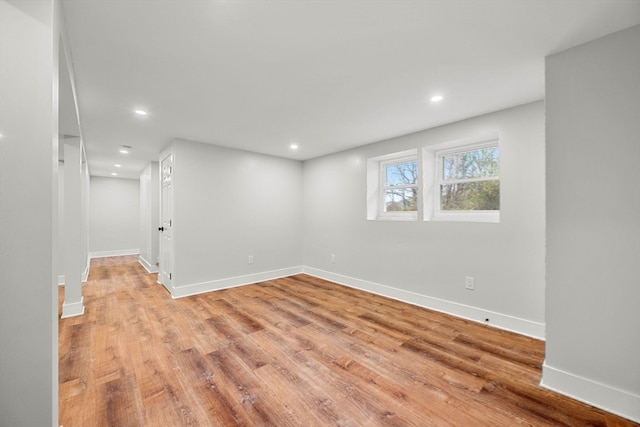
top-left (440, 146), bottom-right (499, 211)
top-left (384, 160), bottom-right (418, 212)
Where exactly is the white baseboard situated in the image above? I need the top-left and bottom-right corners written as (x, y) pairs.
top-left (171, 266), bottom-right (304, 299)
top-left (82, 256), bottom-right (90, 282)
top-left (89, 249), bottom-right (140, 258)
top-left (303, 267), bottom-right (545, 340)
top-left (138, 255), bottom-right (159, 273)
top-left (541, 363), bottom-right (640, 423)
top-left (61, 297), bottom-right (85, 318)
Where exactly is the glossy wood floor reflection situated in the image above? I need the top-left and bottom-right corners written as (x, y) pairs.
top-left (59, 256), bottom-right (637, 427)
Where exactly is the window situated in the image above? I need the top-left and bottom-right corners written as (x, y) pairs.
top-left (425, 135), bottom-right (500, 222)
top-left (367, 149), bottom-right (418, 220)
top-left (381, 157), bottom-right (418, 213)
top-left (367, 135), bottom-right (499, 223)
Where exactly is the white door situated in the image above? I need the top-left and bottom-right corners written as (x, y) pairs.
top-left (159, 150), bottom-right (173, 291)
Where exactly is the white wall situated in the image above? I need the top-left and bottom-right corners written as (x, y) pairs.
top-left (169, 139), bottom-right (303, 296)
top-left (303, 102), bottom-right (546, 337)
top-left (543, 25), bottom-right (640, 422)
top-left (61, 139), bottom-right (85, 317)
top-left (0, 1), bottom-right (60, 425)
top-left (139, 162), bottom-right (160, 272)
top-left (89, 176), bottom-right (140, 256)
top-left (81, 153), bottom-right (90, 277)
top-left (58, 160), bottom-right (66, 282)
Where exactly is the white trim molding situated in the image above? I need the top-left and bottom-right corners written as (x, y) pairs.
top-left (61, 297), bottom-right (85, 319)
top-left (82, 256), bottom-right (90, 282)
top-left (366, 148), bottom-right (419, 221)
top-left (138, 255), bottom-right (159, 273)
top-left (541, 363), bottom-right (640, 423)
top-left (303, 267), bottom-right (545, 340)
top-left (57, 275), bottom-right (65, 286)
top-left (170, 266), bottom-right (304, 299)
top-left (89, 248), bottom-right (140, 258)
top-left (423, 132), bottom-right (500, 223)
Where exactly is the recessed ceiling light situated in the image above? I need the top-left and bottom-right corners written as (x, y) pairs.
top-left (290, 143), bottom-right (299, 150)
top-left (111, 173), bottom-right (118, 176)
top-left (115, 164), bottom-right (122, 167)
top-left (430, 95), bottom-right (444, 103)
top-left (134, 109), bottom-right (148, 116)
top-left (119, 149), bottom-right (129, 154)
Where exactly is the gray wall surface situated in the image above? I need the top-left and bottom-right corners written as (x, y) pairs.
top-left (89, 176), bottom-right (140, 254)
top-left (171, 139), bottom-right (304, 290)
top-left (544, 25), bottom-right (640, 420)
top-left (303, 101), bottom-right (546, 335)
top-left (0, 0), bottom-right (60, 425)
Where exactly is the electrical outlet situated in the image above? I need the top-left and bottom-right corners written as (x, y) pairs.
top-left (248, 255), bottom-right (254, 264)
top-left (330, 254), bottom-right (336, 263)
top-left (465, 276), bottom-right (475, 290)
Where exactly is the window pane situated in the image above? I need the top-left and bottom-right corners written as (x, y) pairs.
top-left (385, 161), bottom-right (417, 186)
top-left (385, 188), bottom-right (417, 212)
top-left (442, 147), bottom-right (499, 180)
top-left (440, 181), bottom-right (500, 211)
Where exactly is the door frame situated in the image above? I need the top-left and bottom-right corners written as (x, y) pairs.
top-left (158, 146), bottom-right (174, 293)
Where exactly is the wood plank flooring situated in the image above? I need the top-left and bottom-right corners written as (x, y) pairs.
top-left (59, 256), bottom-right (638, 426)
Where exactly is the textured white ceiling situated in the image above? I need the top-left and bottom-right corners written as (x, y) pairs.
top-left (61, 0), bottom-right (640, 178)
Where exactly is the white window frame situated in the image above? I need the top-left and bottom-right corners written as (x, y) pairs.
top-left (424, 134), bottom-right (500, 223)
top-left (379, 156), bottom-right (419, 218)
top-left (367, 149), bottom-right (419, 221)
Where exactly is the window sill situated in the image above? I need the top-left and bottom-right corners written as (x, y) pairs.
top-left (373, 213), bottom-right (418, 222)
top-left (427, 213), bottom-right (500, 223)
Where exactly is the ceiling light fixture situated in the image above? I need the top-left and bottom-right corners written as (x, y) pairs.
top-left (290, 143), bottom-right (299, 150)
top-left (134, 109), bottom-right (148, 116)
top-left (430, 95), bottom-right (444, 103)
top-left (119, 149), bottom-right (129, 154)
top-left (111, 173), bottom-right (118, 176)
top-left (115, 164), bottom-right (122, 168)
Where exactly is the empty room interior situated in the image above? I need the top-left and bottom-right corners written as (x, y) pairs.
top-left (1, 0), bottom-right (639, 426)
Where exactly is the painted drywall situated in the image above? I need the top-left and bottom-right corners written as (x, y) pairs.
top-left (0, 1), bottom-right (60, 425)
top-left (544, 25), bottom-right (640, 421)
top-left (139, 162), bottom-right (160, 272)
top-left (58, 160), bottom-right (66, 282)
top-left (89, 176), bottom-right (140, 255)
top-left (170, 139), bottom-right (303, 293)
top-left (62, 139), bottom-right (85, 317)
top-left (81, 153), bottom-right (90, 278)
top-left (303, 102), bottom-right (546, 337)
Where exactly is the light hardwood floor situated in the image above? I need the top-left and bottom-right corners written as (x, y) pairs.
top-left (59, 256), bottom-right (638, 426)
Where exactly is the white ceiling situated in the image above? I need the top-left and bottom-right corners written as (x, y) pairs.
top-left (60, 0), bottom-right (640, 179)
